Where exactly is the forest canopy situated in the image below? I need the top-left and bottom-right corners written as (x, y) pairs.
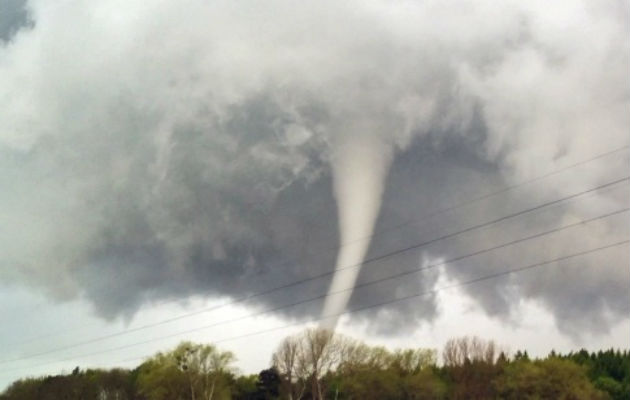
top-left (1, 330), bottom-right (628, 399)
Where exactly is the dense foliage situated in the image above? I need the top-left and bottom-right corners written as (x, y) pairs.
top-left (1, 331), bottom-right (627, 399)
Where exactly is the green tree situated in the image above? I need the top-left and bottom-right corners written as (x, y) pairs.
top-left (402, 368), bottom-right (446, 400)
top-left (256, 368), bottom-right (281, 399)
top-left (0, 378), bottom-right (43, 400)
top-left (494, 358), bottom-right (608, 399)
top-left (137, 341), bottom-right (236, 400)
top-left (594, 376), bottom-right (624, 400)
top-left (231, 374), bottom-right (259, 400)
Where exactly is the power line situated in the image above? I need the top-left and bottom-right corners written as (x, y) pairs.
top-left (46, 208), bottom-right (630, 359)
top-left (305, 143), bottom-right (630, 253)
top-left (304, 144), bottom-right (629, 238)
top-left (9, 144), bottom-right (628, 346)
top-left (32, 208), bottom-right (625, 357)
top-left (2, 204), bottom-right (627, 369)
top-left (2, 176), bottom-right (627, 365)
top-left (213, 240), bottom-right (630, 345)
top-left (422, 144), bottom-right (629, 220)
top-left (5, 238), bottom-right (627, 374)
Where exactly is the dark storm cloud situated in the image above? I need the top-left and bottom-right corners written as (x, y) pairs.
top-left (0, 0), bottom-right (33, 43)
top-left (0, 0), bottom-right (627, 334)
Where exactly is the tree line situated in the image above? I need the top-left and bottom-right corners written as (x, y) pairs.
top-left (1, 330), bottom-right (628, 399)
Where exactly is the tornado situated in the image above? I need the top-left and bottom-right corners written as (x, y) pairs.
top-left (320, 123), bottom-right (392, 330)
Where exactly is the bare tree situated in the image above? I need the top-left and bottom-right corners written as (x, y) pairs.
top-left (299, 328), bottom-right (338, 400)
top-left (272, 328), bottom-right (350, 400)
top-left (274, 328), bottom-right (436, 400)
top-left (443, 336), bottom-right (499, 366)
top-left (272, 335), bottom-right (303, 400)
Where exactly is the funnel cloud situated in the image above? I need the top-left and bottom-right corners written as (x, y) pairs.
top-left (321, 126), bottom-right (393, 329)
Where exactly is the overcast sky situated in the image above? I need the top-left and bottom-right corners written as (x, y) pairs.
top-left (0, 0), bottom-right (628, 390)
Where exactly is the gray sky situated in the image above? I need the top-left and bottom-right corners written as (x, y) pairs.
top-left (0, 0), bottom-right (628, 390)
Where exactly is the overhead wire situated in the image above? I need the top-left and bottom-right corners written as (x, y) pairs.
top-left (4, 238), bottom-right (627, 374)
top-left (1, 175), bottom-right (627, 366)
top-left (8, 144), bottom-right (628, 347)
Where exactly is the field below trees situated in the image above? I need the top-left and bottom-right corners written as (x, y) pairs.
top-left (1, 330), bottom-right (628, 400)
